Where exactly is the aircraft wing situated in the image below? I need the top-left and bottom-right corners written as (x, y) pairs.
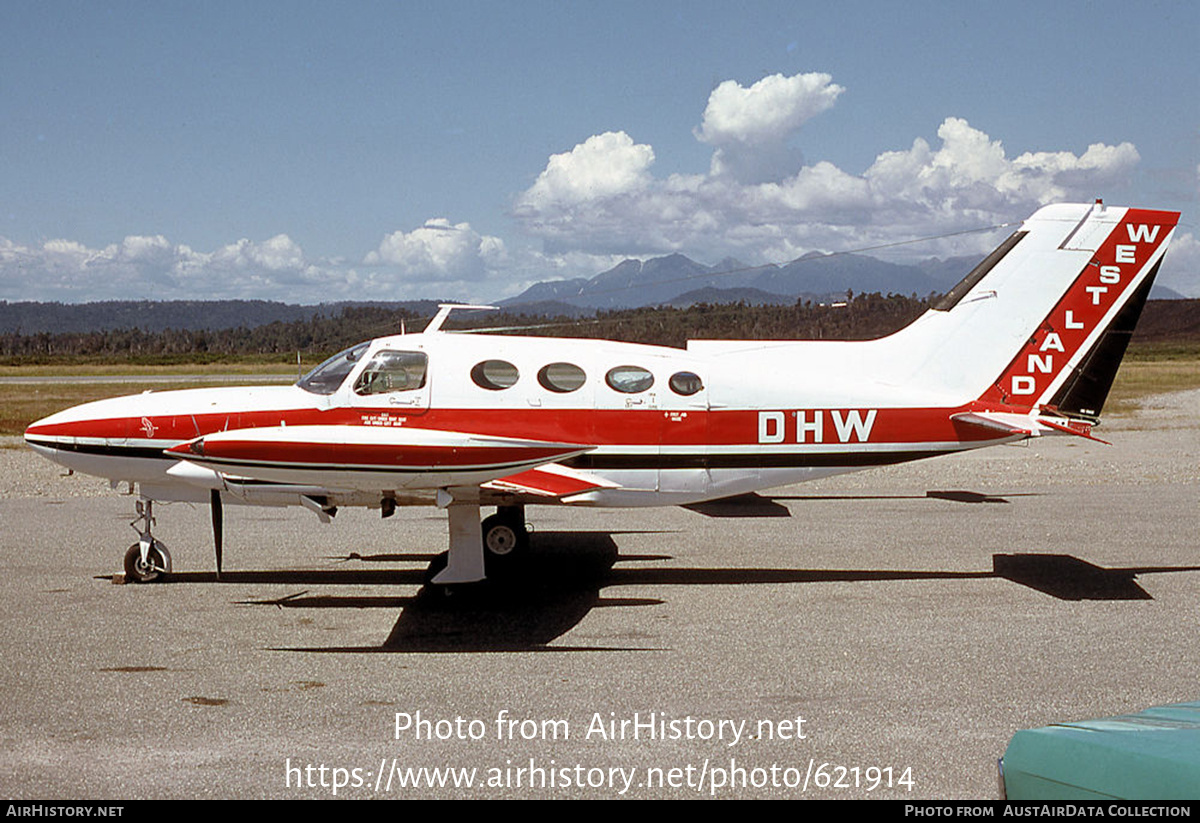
top-left (484, 462), bottom-right (619, 499)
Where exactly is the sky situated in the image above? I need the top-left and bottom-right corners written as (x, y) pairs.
top-left (1, 0), bottom-right (1197, 304)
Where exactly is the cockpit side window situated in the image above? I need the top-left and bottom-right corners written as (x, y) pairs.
top-left (354, 350), bottom-right (428, 395)
top-left (296, 342), bottom-right (369, 396)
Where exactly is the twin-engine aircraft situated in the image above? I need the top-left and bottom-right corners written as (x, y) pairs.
top-left (24, 202), bottom-right (1180, 585)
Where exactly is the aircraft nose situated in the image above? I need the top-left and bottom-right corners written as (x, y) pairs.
top-left (24, 408), bottom-right (70, 444)
top-left (23, 409), bottom-right (78, 460)
top-left (22, 397), bottom-right (131, 448)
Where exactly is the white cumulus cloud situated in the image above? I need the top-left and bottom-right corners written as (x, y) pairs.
top-left (516, 131), bottom-right (655, 213)
top-left (1158, 230), bottom-right (1200, 296)
top-left (514, 72), bottom-right (1149, 271)
top-left (0, 233), bottom-right (356, 302)
top-left (865, 119), bottom-right (1140, 214)
top-left (2, 70), bottom-right (1183, 305)
top-left (697, 72), bottom-right (844, 147)
top-left (697, 72), bottom-right (844, 183)
top-left (364, 219), bottom-right (505, 283)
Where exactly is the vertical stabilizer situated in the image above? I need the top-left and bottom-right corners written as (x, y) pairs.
top-left (967, 204), bottom-right (1179, 419)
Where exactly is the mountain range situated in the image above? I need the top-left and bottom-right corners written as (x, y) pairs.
top-left (0, 251), bottom-right (1186, 335)
top-left (502, 251), bottom-right (1185, 312)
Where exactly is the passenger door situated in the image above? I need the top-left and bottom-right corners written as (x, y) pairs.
top-left (658, 370), bottom-right (710, 495)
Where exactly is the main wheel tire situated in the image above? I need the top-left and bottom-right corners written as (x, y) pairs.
top-left (124, 542), bottom-right (167, 584)
top-left (481, 514), bottom-right (529, 577)
top-left (481, 516), bottom-right (520, 557)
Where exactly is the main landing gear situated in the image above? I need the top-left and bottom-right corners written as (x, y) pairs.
top-left (434, 488), bottom-right (530, 585)
top-left (123, 499), bottom-right (172, 583)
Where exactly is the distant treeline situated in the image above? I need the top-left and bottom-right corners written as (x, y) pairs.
top-left (0, 299), bottom-right (345, 335)
top-left (2, 293), bottom-right (1198, 364)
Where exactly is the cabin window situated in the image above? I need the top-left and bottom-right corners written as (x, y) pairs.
top-left (470, 359), bottom-right (519, 391)
top-left (668, 371), bottom-right (703, 396)
top-left (605, 365), bottom-right (654, 394)
top-left (297, 342), bottom-right (369, 395)
top-left (354, 350), bottom-right (428, 395)
top-left (538, 362), bottom-right (586, 393)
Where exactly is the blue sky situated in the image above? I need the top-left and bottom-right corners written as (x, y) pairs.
top-left (2, 0), bottom-right (1197, 303)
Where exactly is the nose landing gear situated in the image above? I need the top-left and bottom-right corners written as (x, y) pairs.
top-left (122, 499), bottom-right (172, 583)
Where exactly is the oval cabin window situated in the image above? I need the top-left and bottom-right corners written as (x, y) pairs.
top-left (470, 359), bottom-right (519, 390)
top-left (669, 371), bottom-right (703, 396)
top-left (538, 362), bottom-right (587, 393)
top-left (605, 365), bottom-right (654, 394)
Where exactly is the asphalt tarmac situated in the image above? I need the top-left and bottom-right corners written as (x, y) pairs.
top-left (1, 394), bottom-right (1198, 799)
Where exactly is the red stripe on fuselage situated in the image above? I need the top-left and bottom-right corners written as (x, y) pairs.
top-left (29, 404), bottom-right (1005, 453)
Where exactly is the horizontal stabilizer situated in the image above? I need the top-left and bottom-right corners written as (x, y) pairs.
top-left (951, 410), bottom-right (1109, 444)
top-left (951, 412), bottom-right (1034, 438)
top-left (1034, 415), bottom-right (1110, 445)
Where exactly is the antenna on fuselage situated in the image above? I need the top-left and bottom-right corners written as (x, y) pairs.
top-left (424, 303), bottom-right (498, 333)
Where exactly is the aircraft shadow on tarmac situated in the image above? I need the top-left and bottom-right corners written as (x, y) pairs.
top-left (255, 531), bottom-right (665, 654)
top-left (217, 546), bottom-right (1200, 655)
top-left (684, 489), bottom-right (1027, 517)
top-left (140, 491), bottom-right (1197, 652)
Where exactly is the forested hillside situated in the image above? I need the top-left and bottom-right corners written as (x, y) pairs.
top-left (2, 295), bottom-right (1198, 364)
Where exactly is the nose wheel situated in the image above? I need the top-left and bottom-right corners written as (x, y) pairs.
top-left (123, 498), bottom-right (172, 583)
top-left (123, 540), bottom-right (169, 583)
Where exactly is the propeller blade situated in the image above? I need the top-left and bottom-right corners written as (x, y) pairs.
top-left (211, 488), bottom-right (223, 579)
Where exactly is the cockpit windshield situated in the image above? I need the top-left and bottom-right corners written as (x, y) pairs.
top-left (296, 342), bottom-right (370, 395)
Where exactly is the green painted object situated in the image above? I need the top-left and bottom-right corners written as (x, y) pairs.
top-left (1001, 702), bottom-right (1200, 799)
